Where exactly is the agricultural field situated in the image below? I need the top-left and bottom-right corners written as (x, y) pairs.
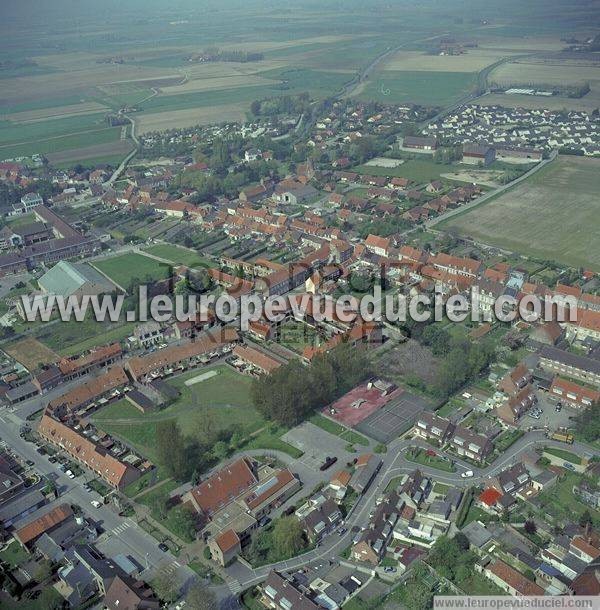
top-left (439, 155), bottom-right (600, 271)
top-left (354, 70), bottom-right (477, 106)
top-left (3, 337), bottom-right (59, 371)
top-left (380, 49), bottom-right (517, 73)
top-left (92, 252), bottom-right (172, 289)
top-left (471, 92), bottom-right (600, 112)
top-left (486, 55), bottom-right (600, 111)
top-left (45, 140), bottom-right (134, 165)
top-left (0, 111), bottom-right (125, 161)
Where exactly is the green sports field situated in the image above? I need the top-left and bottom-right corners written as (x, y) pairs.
top-left (93, 253), bottom-right (172, 289)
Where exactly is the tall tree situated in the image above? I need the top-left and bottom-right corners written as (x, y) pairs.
top-left (157, 420), bottom-right (188, 480)
top-left (271, 517), bottom-right (306, 560)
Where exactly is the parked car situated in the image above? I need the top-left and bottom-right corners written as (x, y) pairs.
top-left (383, 566), bottom-right (397, 573)
top-left (48, 456), bottom-right (57, 464)
top-left (25, 459), bottom-right (35, 467)
top-left (320, 456), bottom-right (338, 471)
top-left (90, 500), bottom-right (102, 508)
top-left (563, 462), bottom-right (575, 471)
top-left (158, 543), bottom-right (169, 552)
top-left (461, 470), bottom-right (474, 478)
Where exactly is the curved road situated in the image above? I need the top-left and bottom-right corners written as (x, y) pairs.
top-left (223, 429), bottom-right (597, 592)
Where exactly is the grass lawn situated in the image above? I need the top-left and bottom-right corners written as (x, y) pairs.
top-left (93, 252), bottom-right (172, 289)
top-left (385, 476), bottom-right (405, 492)
top-left (94, 366), bottom-right (267, 465)
top-left (278, 320), bottom-right (321, 353)
top-left (136, 478), bottom-right (180, 512)
top-left (143, 243), bottom-right (217, 268)
top-left (458, 572), bottom-right (506, 595)
top-left (354, 158), bottom-right (450, 183)
top-left (537, 472), bottom-right (600, 525)
top-left (463, 503), bottom-right (492, 526)
top-left (433, 482), bottom-right (451, 495)
top-left (0, 540), bottom-right (29, 568)
top-left (543, 447), bottom-right (582, 465)
top-left (242, 425), bottom-right (303, 459)
top-left (308, 414), bottom-right (369, 446)
top-left (406, 447), bottom-right (456, 472)
top-left (21, 589), bottom-right (67, 610)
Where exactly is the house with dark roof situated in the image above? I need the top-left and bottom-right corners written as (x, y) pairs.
top-left (260, 570), bottom-right (326, 610)
top-left (103, 574), bottom-right (160, 610)
top-left (351, 491), bottom-right (400, 565)
top-left (301, 498), bottom-right (342, 543)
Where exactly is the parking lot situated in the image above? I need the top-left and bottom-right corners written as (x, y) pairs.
top-left (355, 390), bottom-right (430, 443)
top-left (516, 392), bottom-right (579, 431)
top-left (282, 422), bottom-right (358, 468)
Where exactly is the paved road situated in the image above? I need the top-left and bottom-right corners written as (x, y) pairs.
top-left (0, 406), bottom-right (196, 595)
top-left (222, 429), bottom-right (597, 592)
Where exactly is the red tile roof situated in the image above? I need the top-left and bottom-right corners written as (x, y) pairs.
top-left (232, 344), bottom-right (281, 373)
top-left (488, 560), bottom-right (544, 596)
top-left (478, 487), bottom-right (502, 507)
top-left (15, 503), bottom-right (73, 545)
top-left (189, 458), bottom-right (257, 516)
top-left (126, 328), bottom-right (238, 379)
top-left (215, 528), bottom-right (241, 553)
top-left (38, 414), bottom-right (138, 488)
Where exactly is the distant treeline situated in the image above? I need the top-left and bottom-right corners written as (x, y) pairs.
top-left (186, 47), bottom-right (264, 63)
top-left (490, 81), bottom-right (591, 99)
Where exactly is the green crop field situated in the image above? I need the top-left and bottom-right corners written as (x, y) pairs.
top-left (0, 128), bottom-right (122, 160)
top-left (93, 253), bottom-right (172, 289)
top-left (257, 67), bottom-right (351, 95)
top-left (438, 156), bottom-right (600, 271)
top-left (356, 70), bottom-right (477, 105)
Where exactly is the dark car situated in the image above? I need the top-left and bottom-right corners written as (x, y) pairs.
top-left (158, 543), bottom-right (169, 552)
top-left (320, 456), bottom-right (338, 471)
top-left (25, 459), bottom-right (35, 467)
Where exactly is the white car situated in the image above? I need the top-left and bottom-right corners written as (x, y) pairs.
top-left (461, 470), bottom-right (474, 478)
top-left (90, 500), bottom-right (102, 508)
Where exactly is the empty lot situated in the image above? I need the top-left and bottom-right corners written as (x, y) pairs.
top-left (439, 156), bottom-right (600, 271)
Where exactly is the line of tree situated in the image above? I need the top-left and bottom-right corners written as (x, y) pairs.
top-left (575, 400), bottom-right (600, 443)
top-left (251, 342), bottom-right (371, 427)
